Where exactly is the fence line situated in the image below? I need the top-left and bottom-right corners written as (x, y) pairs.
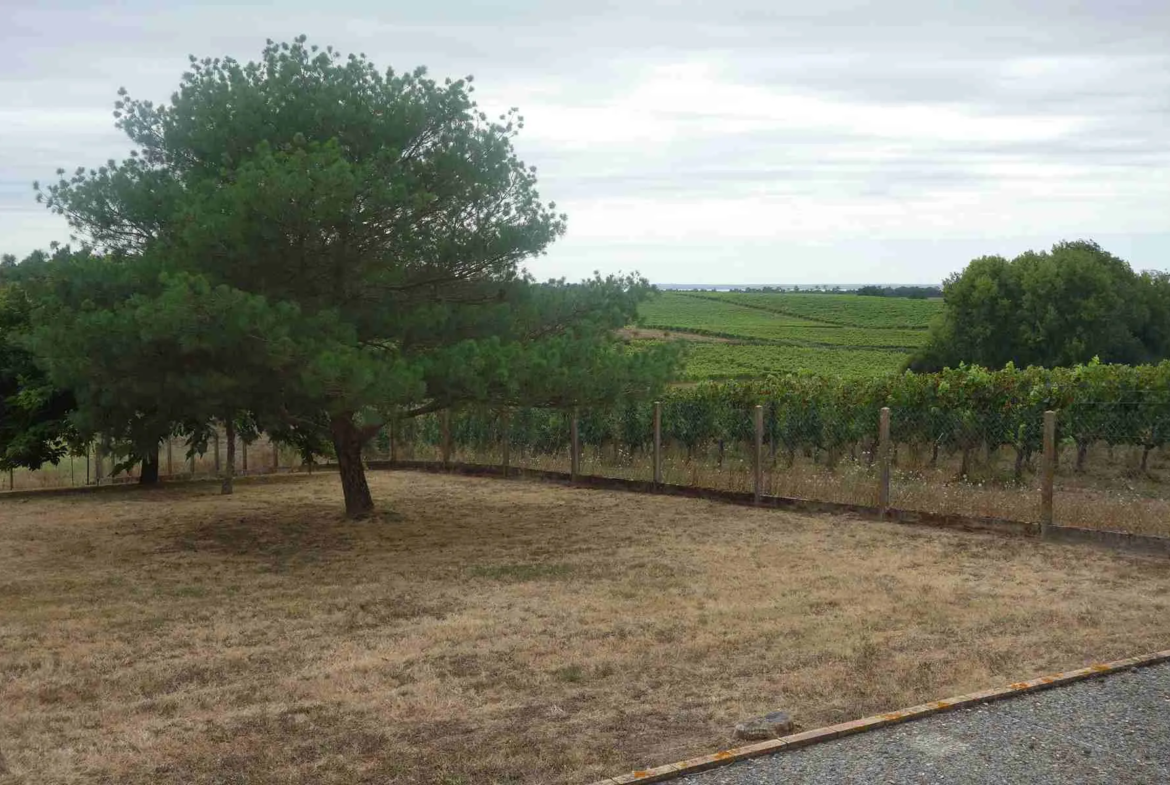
top-left (2, 429), bottom-right (311, 492)
top-left (369, 401), bottom-right (1170, 537)
top-left (6, 400), bottom-right (1170, 538)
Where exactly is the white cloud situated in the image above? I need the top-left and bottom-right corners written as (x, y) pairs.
top-left (1, 0), bottom-right (1167, 282)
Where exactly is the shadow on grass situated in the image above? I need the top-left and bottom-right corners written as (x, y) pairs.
top-left (162, 511), bottom-right (365, 563)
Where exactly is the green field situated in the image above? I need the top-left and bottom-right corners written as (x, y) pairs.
top-left (696, 291), bottom-right (942, 329)
top-left (636, 291), bottom-right (942, 379)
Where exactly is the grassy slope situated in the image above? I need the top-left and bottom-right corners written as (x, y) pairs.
top-left (636, 291), bottom-right (941, 379)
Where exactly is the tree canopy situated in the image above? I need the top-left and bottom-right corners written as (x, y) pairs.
top-left (908, 240), bottom-right (1170, 372)
top-left (0, 251), bottom-right (78, 471)
top-left (15, 36), bottom-right (678, 515)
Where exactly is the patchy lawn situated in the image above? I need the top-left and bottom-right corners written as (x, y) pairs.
top-left (2, 472), bottom-right (1170, 784)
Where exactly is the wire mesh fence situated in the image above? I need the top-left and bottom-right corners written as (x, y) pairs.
top-left (2, 429), bottom-right (306, 492)
top-left (374, 400), bottom-right (1170, 536)
top-left (1052, 403), bottom-right (1170, 534)
top-left (887, 405), bottom-right (1046, 522)
top-left (7, 400), bottom-right (1170, 537)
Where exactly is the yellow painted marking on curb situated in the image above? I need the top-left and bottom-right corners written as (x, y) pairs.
top-left (594, 648), bottom-right (1170, 785)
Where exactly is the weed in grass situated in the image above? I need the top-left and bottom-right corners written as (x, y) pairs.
top-left (555, 665), bottom-right (586, 683)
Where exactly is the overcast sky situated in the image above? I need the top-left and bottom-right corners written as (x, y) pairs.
top-left (3, 0), bottom-right (1168, 284)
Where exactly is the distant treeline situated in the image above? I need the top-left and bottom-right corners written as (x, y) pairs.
top-left (677, 285), bottom-right (942, 297)
top-left (855, 285), bottom-right (942, 299)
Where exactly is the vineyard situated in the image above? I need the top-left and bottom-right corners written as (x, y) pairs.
top-left (383, 361), bottom-right (1170, 535)
top-left (693, 291), bottom-right (942, 329)
top-left (633, 291), bottom-right (939, 379)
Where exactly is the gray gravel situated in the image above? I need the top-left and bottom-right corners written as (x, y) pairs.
top-left (678, 661), bottom-right (1170, 784)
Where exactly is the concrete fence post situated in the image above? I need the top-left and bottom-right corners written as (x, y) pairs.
top-left (501, 408), bottom-right (510, 478)
top-left (653, 401), bottom-right (663, 488)
top-left (754, 404), bottom-right (764, 503)
top-left (879, 407), bottom-right (891, 516)
top-left (1041, 410), bottom-right (1056, 533)
top-left (570, 408), bottom-right (580, 481)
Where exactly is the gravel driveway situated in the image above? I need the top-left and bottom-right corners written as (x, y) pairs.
top-left (679, 661), bottom-right (1170, 784)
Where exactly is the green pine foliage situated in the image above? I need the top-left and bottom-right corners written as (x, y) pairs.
top-left (14, 37), bottom-right (679, 515)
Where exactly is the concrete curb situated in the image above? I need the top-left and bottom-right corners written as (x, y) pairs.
top-left (587, 648), bottom-right (1170, 784)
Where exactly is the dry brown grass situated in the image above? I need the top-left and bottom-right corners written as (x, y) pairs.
top-left (3, 471), bottom-right (1170, 784)
top-left (416, 441), bottom-right (1170, 536)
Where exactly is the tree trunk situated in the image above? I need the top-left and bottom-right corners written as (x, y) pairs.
top-left (331, 414), bottom-right (374, 518)
top-left (221, 418), bottom-right (236, 495)
top-left (139, 445), bottom-right (160, 486)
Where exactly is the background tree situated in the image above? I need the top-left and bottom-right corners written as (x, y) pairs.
top-left (37, 37), bottom-right (677, 516)
top-left (909, 240), bottom-right (1168, 371)
top-left (0, 251), bottom-right (78, 472)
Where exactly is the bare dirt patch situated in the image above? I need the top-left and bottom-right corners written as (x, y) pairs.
top-left (3, 472), bottom-right (1170, 784)
top-left (616, 326), bottom-right (740, 343)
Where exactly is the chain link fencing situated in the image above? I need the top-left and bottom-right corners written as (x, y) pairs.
top-left (374, 400), bottom-right (1170, 537)
top-left (7, 400), bottom-right (1170, 538)
top-left (2, 429), bottom-right (305, 491)
top-left (1052, 403), bottom-right (1170, 533)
